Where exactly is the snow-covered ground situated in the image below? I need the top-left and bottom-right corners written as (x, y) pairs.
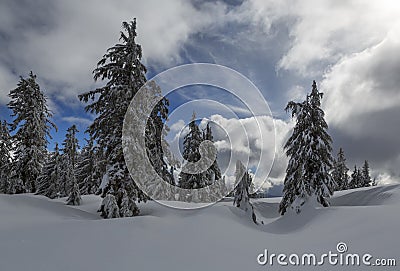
top-left (0, 185), bottom-right (399, 271)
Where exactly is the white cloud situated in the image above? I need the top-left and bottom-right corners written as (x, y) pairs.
top-left (61, 116), bottom-right (93, 126)
top-left (0, 0), bottom-right (230, 106)
top-left (209, 114), bottom-right (292, 190)
top-left (169, 119), bottom-right (186, 133)
top-left (322, 24), bottom-right (400, 130)
top-left (314, 23), bottom-right (400, 184)
top-left (166, 114), bottom-right (293, 191)
top-left (376, 172), bottom-right (399, 186)
top-left (238, 0), bottom-right (400, 76)
top-left (286, 85), bottom-right (306, 102)
top-left (0, 66), bottom-right (18, 104)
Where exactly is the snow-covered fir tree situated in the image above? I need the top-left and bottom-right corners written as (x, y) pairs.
top-left (349, 165), bottom-right (362, 189)
top-left (202, 123), bottom-right (226, 200)
top-left (58, 158), bottom-right (69, 197)
top-left (203, 123), bottom-right (222, 182)
top-left (66, 179), bottom-right (81, 206)
top-left (76, 137), bottom-right (102, 195)
top-left (36, 143), bottom-right (62, 199)
top-left (178, 116), bottom-right (225, 202)
top-left (332, 148), bottom-right (349, 191)
top-left (61, 125), bottom-right (81, 205)
top-left (101, 188), bottom-right (120, 219)
top-left (179, 112), bottom-right (205, 190)
top-left (361, 160), bottom-right (372, 187)
top-left (62, 125), bottom-right (79, 168)
top-left (61, 156), bottom-right (80, 203)
top-left (279, 81), bottom-right (335, 215)
top-left (7, 72), bottom-right (56, 193)
top-left (0, 120), bottom-right (13, 194)
top-left (233, 160), bottom-right (257, 224)
top-left (79, 19), bottom-right (156, 217)
top-left (118, 186), bottom-right (139, 217)
top-left (144, 81), bottom-right (175, 200)
top-left (60, 125), bottom-right (80, 198)
top-left (178, 113), bottom-right (225, 203)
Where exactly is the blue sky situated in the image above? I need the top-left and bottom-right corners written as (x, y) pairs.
top-left (1, 0), bottom-right (400, 188)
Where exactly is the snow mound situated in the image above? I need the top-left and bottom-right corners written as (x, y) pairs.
top-left (0, 194), bottom-right (99, 226)
top-left (331, 184), bottom-right (400, 206)
top-left (0, 184), bottom-right (399, 271)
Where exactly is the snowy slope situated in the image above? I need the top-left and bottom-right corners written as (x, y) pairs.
top-left (0, 185), bottom-right (399, 271)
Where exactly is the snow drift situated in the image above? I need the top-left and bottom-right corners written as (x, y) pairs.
top-left (0, 184), bottom-right (399, 271)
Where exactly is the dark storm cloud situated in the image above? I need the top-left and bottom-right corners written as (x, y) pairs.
top-left (322, 25), bottom-right (400, 182)
top-left (330, 106), bottom-right (400, 181)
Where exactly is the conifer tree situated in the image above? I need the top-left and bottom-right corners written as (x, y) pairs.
top-left (279, 81), bottom-right (335, 215)
top-left (62, 125), bottom-right (79, 168)
top-left (36, 143), bottom-right (62, 199)
top-left (76, 137), bottom-right (102, 195)
top-left (178, 116), bottom-right (225, 201)
top-left (60, 125), bottom-right (80, 198)
top-left (79, 19), bottom-right (161, 217)
top-left (101, 189), bottom-right (120, 219)
top-left (66, 180), bottom-right (81, 206)
top-left (179, 112), bottom-right (206, 190)
top-left (349, 165), bottom-right (362, 189)
top-left (0, 120), bottom-right (13, 193)
top-left (332, 148), bottom-right (349, 191)
top-left (233, 160), bottom-right (257, 223)
top-left (144, 81), bottom-right (174, 200)
top-left (361, 160), bottom-right (372, 187)
top-left (203, 123), bottom-right (225, 199)
top-left (203, 123), bottom-right (222, 183)
top-left (58, 158), bottom-right (69, 197)
top-left (8, 72), bottom-right (56, 193)
top-left (63, 125), bottom-right (81, 205)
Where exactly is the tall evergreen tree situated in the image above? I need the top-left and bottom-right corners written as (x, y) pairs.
top-left (233, 160), bottom-right (257, 223)
top-left (279, 81), bottom-right (335, 215)
top-left (8, 72), bottom-right (56, 193)
top-left (178, 116), bottom-right (226, 202)
top-left (361, 160), bottom-right (372, 187)
top-left (58, 125), bottom-right (79, 197)
top-left (62, 125), bottom-right (79, 169)
top-left (179, 112), bottom-right (209, 191)
top-left (61, 125), bottom-right (81, 204)
top-left (203, 123), bottom-right (226, 199)
top-left (79, 19), bottom-right (159, 217)
top-left (36, 143), bottom-right (62, 199)
top-left (0, 120), bottom-right (13, 193)
top-left (76, 137), bottom-right (102, 195)
top-left (203, 123), bottom-right (222, 182)
top-left (332, 148), bottom-right (349, 191)
top-left (67, 180), bottom-right (81, 206)
top-left (144, 81), bottom-right (174, 200)
top-left (349, 165), bottom-right (362, 189)
top-left (101, 188), bottom-right (120, 218)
